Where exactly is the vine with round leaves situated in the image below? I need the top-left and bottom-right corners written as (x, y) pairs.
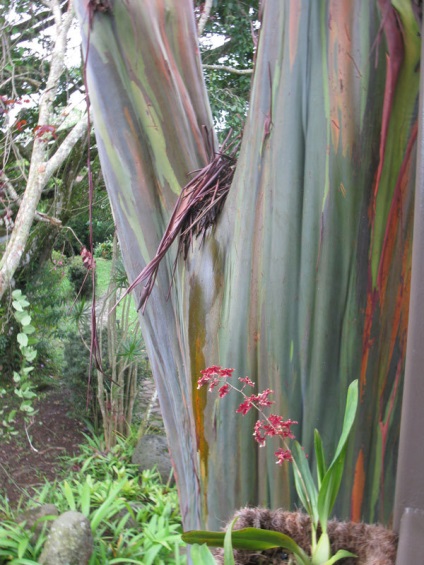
top-left (0, 289), bottom-right (37, 436)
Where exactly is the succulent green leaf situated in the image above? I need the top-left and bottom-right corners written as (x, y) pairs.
top-left (19, 315), bottom-right (32, 327)
top-left (328, 381), bottom-right (359, 468)
top-left (17, 333), bottom-right (28, 347)
top-left (12, 301), bottom-right (23, 312)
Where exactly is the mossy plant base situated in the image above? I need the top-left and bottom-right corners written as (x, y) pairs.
top-left (213, 508), bottom-right (398, 565)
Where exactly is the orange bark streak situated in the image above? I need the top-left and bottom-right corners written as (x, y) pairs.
top-left (377, 122), bottom-right (417, 305)
top-left (328, 0), bottom-right (355, 156)
top-left (351, 449), bottom-right (365, 522)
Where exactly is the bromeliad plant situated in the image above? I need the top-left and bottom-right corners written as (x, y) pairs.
top-left (182, 367), bottom-right (359, 565)
top-left (0, 431), bottom-right (186, 565)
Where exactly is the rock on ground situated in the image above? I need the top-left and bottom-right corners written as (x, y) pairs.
top-left (132, 434), bottom-right (173, 483)
top-left (19, 504), bottom-right (58, 540)
top-left (39, 511), bottom-right (93, 565)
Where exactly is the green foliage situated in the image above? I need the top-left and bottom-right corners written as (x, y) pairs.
top-left (183, 381), bottom-right (359, 565)
top-left (197, 0), bottom-right (259, 139)
top-left (26, 252), bottom-right (73, 377)
top-left (0, 290), bottom-right (38, 437)
top-left (95, 257), bottom-right (113, 297)
top-left (189, 543), bottom-right (217, 564)
top-left (94, 237), bottom-right (114, 260)
top-left (61, 322), bottom-right (100, 424)
top-left (62, 180), bottom-right (115, 256)
top-left (95, 238), bottom-right (144, 447)
top-left (0, 432), bottom-right (185, 564)
top-left (68, 256), bottom-right (94, 299)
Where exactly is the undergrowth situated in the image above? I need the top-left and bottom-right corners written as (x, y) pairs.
top-left (0, 429), bottom-right (186, 564)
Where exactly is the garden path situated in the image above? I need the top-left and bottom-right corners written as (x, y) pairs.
top-left (0, 389), bottom-right (85, 507)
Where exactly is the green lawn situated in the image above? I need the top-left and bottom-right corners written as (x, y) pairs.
top-left (95, 257), bottom-right (112, 296)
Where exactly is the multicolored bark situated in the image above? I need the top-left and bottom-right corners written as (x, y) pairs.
top-left (75, 0), bottom-right (420, 529)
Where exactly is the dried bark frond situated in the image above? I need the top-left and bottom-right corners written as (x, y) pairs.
top-left (125, 132), bottom-right (240, 313)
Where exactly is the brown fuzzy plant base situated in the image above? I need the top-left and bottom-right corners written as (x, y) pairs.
top-left (213, 508), bottom-right (398, 565)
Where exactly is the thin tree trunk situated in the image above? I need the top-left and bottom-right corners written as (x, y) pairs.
top-left (0, 1), bottom-right (87, 298)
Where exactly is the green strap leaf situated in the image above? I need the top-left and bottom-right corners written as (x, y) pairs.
top-left (314, 429), bottom-right (326, 488)
top-left (182, 527), bottom-right (309, 562)
top-left (224, 517), bottom-right (238, 564)
top-left (324, 550), bottom-right (357, 564)
top-left (317, 380), bottom-right (359, 531)
top-left (328, 381), bottom-right (359, 467)
top-left (292, 441), bottom-right (318, 525)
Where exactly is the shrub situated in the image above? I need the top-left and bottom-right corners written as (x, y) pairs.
top-left (94, 238), bottom-right (113, 260)
top-left (62, 321), bottom-right (101, 426)
top-left (26, 251), bottom-right (74, 380)
top-left (68, 256), bottom-right (94, 298)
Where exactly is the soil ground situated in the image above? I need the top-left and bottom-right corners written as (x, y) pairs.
top-left (0, 388), bottom-right (85, 507)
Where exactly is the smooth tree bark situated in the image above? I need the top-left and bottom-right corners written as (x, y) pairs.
top-left (75, 0), bottom-right (420, 530)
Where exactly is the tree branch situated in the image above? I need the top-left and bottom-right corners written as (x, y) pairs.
top-left (44, 115), bottom-right (87, 184)
top-left (197, 0), bottom-right (213, 37)
top-left (0, 171), bottom-right (62, 228)
top-left (0, 0), bottom-right (76, 298)
top-left (203, 63), bottom-right (253, 75)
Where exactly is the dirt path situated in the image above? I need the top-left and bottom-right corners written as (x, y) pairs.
top-left (0, 389), bottom-right (85, 507)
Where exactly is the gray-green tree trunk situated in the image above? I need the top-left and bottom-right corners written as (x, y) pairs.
top-left (75, 0), bottom-right (419, 530)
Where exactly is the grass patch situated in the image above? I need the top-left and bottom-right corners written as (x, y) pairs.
top-left (95, 257), bottom-right (112, 297)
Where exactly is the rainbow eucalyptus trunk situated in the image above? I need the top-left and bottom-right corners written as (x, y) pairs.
top-left (75, 0), bottom-right (420, 529)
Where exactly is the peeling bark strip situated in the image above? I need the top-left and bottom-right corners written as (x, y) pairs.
top-left (123, 133), bottom-right (240, 313)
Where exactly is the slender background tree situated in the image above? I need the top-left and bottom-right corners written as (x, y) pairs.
top-left (0, 0), bottom-right (87, 299)
top-left (75, 0), bottom-right (420, 531)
